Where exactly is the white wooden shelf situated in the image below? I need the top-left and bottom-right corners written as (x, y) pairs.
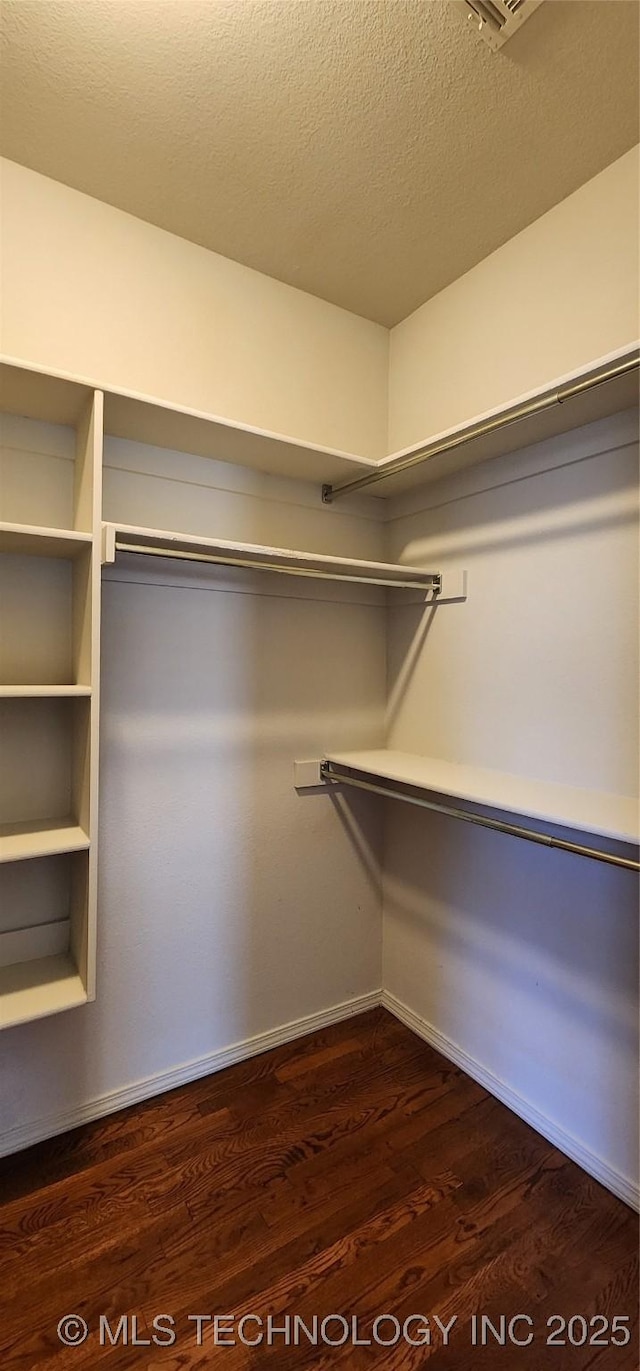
top-left (323, 749), bottom-right (639, 846)
top-left (102, 391), bottom-right (377, 486)
top-left (1, 357), bottom-right (376, 488)
top-left (2, 348), bottom-right (637, 498)
top-left (0, 686), bottom-right (92, 698)
top-left (103, 523), bottom-right (441, 589)
top-left (0, 360), bottom-right (93, 427)
top-left (368, 350), bottom-right (639, 497)
top-left (0, 523), bottom-right (93, 558)
top-left (323, 344), bottom-right (640, 500)
top-left (0, 818), bottom-right (91, 864)
top-left (0, 955), bottom-right (87, 1031)
top-left (0, 385), bottom-right (101, 1029)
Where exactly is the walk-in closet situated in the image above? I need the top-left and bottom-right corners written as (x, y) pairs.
top-left (1, 2), bottom-right (638, 1364)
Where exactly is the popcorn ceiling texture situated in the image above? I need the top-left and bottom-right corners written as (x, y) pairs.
top-left (1, 0), bottom-right (638, 326)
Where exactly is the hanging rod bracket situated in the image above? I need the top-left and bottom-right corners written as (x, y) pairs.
top-left (321, 484), bottom-right (333, 505)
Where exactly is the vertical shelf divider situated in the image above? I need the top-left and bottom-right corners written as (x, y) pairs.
top-left (69, 390), bottom-right (104, 1000)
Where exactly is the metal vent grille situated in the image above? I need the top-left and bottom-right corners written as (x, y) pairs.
top-left (455, 0), bottom-right (544, 51)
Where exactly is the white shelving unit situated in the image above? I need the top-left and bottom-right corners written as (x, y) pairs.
top-left (0, 378), bottom-right (102, 1029)
top-left (322, 750), bottom-right (640, 849)
top-left (0, 347), bottom-right (637, 1024)
top-left (3, 346), bottom-right (636, 500)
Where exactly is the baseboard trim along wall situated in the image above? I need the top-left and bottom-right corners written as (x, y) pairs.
top-left (2, 984), bottom-right (637, 1215)
top-left (381, 989), bottom-right (640, 1214)
top-left (0, 989), bottom-right (382, 1160)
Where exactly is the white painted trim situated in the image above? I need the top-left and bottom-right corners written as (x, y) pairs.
top-left (0, 989), bottom-right (382, 1159)
top-left (3, 982), bottom-right (636, 1216)
top-left (382, 990), bottom-right (639, 1213)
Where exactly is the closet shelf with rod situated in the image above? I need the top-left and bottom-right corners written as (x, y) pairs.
top-left (102, 523), bottom-right (445, 592)
top-left (322, 345), bottom-right (640, 502)
top-left (319, 751), bottom-right (640, 871)
top-left (4, 347), bottom-right (637, 504)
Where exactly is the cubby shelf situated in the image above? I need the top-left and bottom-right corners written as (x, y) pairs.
top-left (0, 818), bottom-right (90, 864)
top-left (0, 686), bottom-right (92, 698)
top-left (0, 523), bottom-right (93, 557)
top-left (323, 749), bottom-right (640, 847)
top-left (0, 955), bottom-right (87, 1031)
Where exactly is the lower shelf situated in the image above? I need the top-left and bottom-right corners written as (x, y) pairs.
top-left (0, 954), bottom-right (87, 1030)
top-left (0, 686), bottom-right (92, 698)
top-left (323, 749), bottom-right (639, 846)
top-left (0, 818), bottom-right (90, 863)
top-left (0, 918), bottom-right (69, 969)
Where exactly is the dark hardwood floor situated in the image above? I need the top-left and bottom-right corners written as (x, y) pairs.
top-left (1, 1008), bottom-right (637, 1369)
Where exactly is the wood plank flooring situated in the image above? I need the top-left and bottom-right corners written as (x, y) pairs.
top-left (0, 1008), bottom-right (637, 1369)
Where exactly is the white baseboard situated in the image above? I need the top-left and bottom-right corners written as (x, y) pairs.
top-left (0, 989), bottom-right (382, 1160)
top-left (4, 985), bottom-right (637, 1216)
top-left (382, 990), bottom-right (639, 1213)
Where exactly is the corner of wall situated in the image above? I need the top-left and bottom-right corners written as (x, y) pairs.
top-left (387, 145), bottom-right (640, 453)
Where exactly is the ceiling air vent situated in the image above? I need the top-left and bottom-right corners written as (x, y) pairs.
top-left (455, 0), bottom-right (544, 52)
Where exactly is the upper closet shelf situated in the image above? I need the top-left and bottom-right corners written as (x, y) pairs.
top-left (3, 347), bottom-right (637, 499)
top-left (323, 346), bottom-right (640, 501)
top-left (0, 357), bottom-right (376, 488)
top-left (102, 523), bottom-right (441, 590)
top-left (102, 392), bottom-right (377, 486)
top-left (322, 749), bottom-right (640, 849)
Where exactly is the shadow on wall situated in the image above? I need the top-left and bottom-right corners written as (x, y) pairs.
top-left (385, 600), bottom-right (438, 734)
top-left (383, 801), bottom-right (640, 1188)
top-left (93, 559), bottom-right (387, 1080)
top-left (394, 420), bottom-right (639, 553)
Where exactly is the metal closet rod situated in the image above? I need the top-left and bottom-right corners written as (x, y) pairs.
top-left (321, 353), bottom-right (640, 503)
top-left (320, 763), bottom-right (640, 871)
top-left (113, 540), bottom-right (442, 589)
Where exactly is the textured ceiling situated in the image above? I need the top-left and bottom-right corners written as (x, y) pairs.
top-left (1, 0), bottom-right (638, 326)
